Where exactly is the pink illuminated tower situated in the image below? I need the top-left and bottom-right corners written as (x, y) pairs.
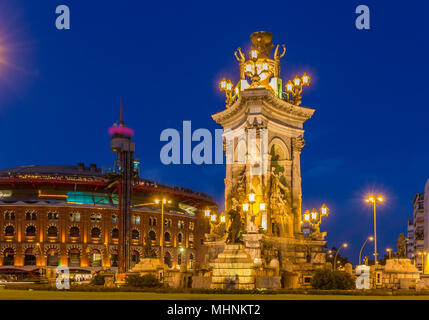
top-left (109, 97), bottom-right (135, 273)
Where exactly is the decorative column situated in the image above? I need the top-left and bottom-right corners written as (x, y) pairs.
top-left (291, 136), bottom-right (305, 235)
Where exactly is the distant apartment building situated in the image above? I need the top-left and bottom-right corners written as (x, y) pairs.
top-left (406, 183), bottom-right (429, 271)
top-left (407, 218), bottom-right (414, 259)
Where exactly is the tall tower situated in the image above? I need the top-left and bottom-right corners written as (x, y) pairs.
top-left (213, 31), bottom-right (314, 239)
top-left (109, 98), bottom-right (135, 273)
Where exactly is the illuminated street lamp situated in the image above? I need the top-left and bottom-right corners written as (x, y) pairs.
top-left (219, 78), bottom-right (238, 107)
top-left (386, 248), bottom-right (392, 260)
top-left (204, 209), bottom-right (211, 218)
top-left (365, 195), bottom-right (384, 265)
top-left (359, 236), bottom-right (374, 265)
top-left (302, 204), bottom-right (329, 234)
top-left (155, 198), bottom-right (171, 266)
top-left (242, 190), bottom-right (264, 226)
top-left (285, 72), bottom-right (310, 105)
top-left (334, 243), bottom-right (348, 271)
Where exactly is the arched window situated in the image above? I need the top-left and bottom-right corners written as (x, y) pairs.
top-left (178, 253), bottom-right (182, 265)
top-left (111, 228), bottom-right (119, 240)
top-left (24, 248), bottom-right (36, 266)
top-left (189, 233), bottom-right (194, 244)
top-left (69, 226), bottom-right (80, 237)
top-left (3, 248), bottom-right (14, 266)
top-left (68, 248), bottom-right (80, 267)
top-left (131, 230), bottom-right (140, 240)
top-left (164, 232), bottom-right (171, 242)
top-left (112, 215), bottom-right (118, 224)
top-left (31, 213), bottom-right (37, 220)
top-left (47, 226), bottom-right (58, 237)
top-left (153, 218), bottom-right (157, 226)
top-left (89, 249), bottom-right (102, 267)
top-left (91, 227), bottom-right (101, 239)
top-left (46, 249), bottom-right (59, 266)
top-left (177, 233), bottom-right (183, 244)
top-left (5, 225), bottom-right (14, 236)
top-left (25, 225), bottom-right (36, 236)
top-left (149, 230), bottom-right (156, 241)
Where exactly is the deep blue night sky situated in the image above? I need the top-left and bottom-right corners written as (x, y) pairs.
top-left (0, 0), bottom-right (427, 264)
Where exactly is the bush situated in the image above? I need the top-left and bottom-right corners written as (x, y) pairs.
top-left (311, 269), bottom-right (355, 290)
top-left (126, 274), bottom-right (161, 288)
top-left (91, 273), bottom-right (105, 286)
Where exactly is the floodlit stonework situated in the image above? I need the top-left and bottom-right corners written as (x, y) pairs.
top-left (203, 31), bottom-right (327, 289)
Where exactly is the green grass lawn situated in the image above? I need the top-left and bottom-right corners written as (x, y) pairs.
top-left (0, 290), bottom-right (429, 300)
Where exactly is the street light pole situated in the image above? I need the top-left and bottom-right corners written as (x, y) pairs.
top-left (359, 236), bottom-right (373, 265)
top-left (373, 200), bottom-right (378, 265)
top-left (334, 243), bottom-right (348, 271)
top-left (365, 195), bottom-right (384, 265)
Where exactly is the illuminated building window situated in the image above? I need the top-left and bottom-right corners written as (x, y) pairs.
top-left (68, 249), bottom-right (81, 267)
top-left (47, 226), bottom-right (58, 237)
top-left (189, 233), bottom-right (194, 244)
top-left (25, 225), bottom-right (36, 236)
top-left (189, 222), bottom-right (194, 230)
top-left (4, 211), bottom-right (15, 221)
top-left (112, 215), bottom-right (118, 224)
top-left (132, 229), bottom-right (140, 240)
top-left (3, 248), bottom-right (14, 266)
top-left (164, 232), bottom-right (171, 242)
top-left (149, 230), bottom-right (156, 241)
top-left (91, 227), bottom-right (101, 239)
top-left (89, 249), bottom-right (102, 267)
top-left (5, 225), bottom-right (14, 236)
top-left (24, 248), bottom-right (36, 266)
top-left (178, 220), bottom-right (184, 229)
top-left (69, 226), bottom-right (80, 237)
top-left (69, 212), bottom-right (80, 222)
top-left (48, 212), bottom-right (59, 220)
top-left (132, 215), bottom-right (140, 225)
top-left (46, 249), bottom-right (59, 266)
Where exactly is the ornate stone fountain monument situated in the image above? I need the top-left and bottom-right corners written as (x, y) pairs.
top-left (205, 31), bottom-right (327, 289)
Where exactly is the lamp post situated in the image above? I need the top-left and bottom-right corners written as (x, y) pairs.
top-left (365, 195), bottom-right (384, 265)
top-left (359, 236), bottom-right (374, 265)
top-left (285, 73), bottom-right (310, 105)
top-left (219, 78), bottom-right (239, 106)
top-left (242, 191), bottom-right (265, 230)
top-left (386, 248), bottom-right (392, 260)
top-left (155, 198), bottom-right (171, 266)
top-left (302, 204), bottom-right (329, 234)
top-left (334, 243), bottom-right (348, 271)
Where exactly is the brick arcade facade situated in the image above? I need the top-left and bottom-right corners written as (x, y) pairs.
top-left (0, 165), bottom-right (214, 275)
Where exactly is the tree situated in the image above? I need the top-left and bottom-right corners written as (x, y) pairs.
top-left (311, 269), bottom-right (355, 290)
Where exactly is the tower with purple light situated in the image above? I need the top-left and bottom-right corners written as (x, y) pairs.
top-left (109, 97), bottom-right (135, 273)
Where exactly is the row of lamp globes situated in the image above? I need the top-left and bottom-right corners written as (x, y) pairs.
top-left (204, 209), bottom-right (226, 223)
top-left (302, 204), bottom-right (329, 233)
top-left (219, 73), bottom-right (311, 107)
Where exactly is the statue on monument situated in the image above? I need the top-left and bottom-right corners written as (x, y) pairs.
top-left (397, 233), bottom-right (407, 258)
top-left (143, 234), bottom-right (157, 258)
top-left (226, 208), bottom-right (243, 244)
top-left (273, 44), bottom-right (286, 78)
top-left (234, 47), bottom-right (246, 80)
